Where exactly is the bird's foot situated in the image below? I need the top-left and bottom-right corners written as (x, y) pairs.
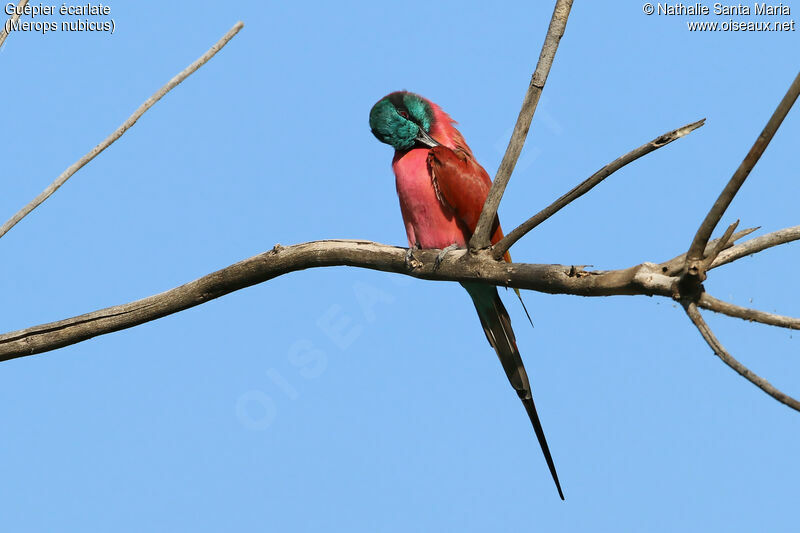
top-left (434, 243), bottom-right (459, 271)
top-left (405, 245), bottom-right (422, 270)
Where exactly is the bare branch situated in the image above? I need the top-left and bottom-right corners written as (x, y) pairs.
top-left (0, 21), bottom-right (245, 240)
top-left (0, 240), bottom-right (681, 363)
top-left (0, 234), bottom-right (795, 415)
top-left (493, 118), bottom-right (706, 259)
top-left (683, 301), bottom-right (800, 412)
top-left (0, 0), bottom-right (28, 50)
top-left (698, 293), bottom-right (800, 330)
top-left (469, 0), bottom-right (573, 251)
top-left (712, 225), bottom-right (800, 269)
top-left (686, 71), bottom-right (800, 263)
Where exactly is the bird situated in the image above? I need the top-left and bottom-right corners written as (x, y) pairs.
top-left (369, 91), bottom-right (564, 500)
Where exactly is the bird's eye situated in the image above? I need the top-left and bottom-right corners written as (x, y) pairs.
top-left (398, 110), bottom-right (409, 118)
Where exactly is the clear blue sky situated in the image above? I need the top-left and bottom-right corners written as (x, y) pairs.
top-left (1, 2), bottom-right (798, 531)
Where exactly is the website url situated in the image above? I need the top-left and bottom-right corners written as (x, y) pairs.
top-left (687, 19), bottom-right (796, 31)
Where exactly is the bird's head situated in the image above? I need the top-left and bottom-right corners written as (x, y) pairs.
top-left (369, 91), bottom-right (440, 151)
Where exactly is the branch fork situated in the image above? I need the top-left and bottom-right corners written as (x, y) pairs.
top-left (669, 71), bottom-right (800, 411)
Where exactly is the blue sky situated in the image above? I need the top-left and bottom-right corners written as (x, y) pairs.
top-left (1, 2), bottom-right (798, 531)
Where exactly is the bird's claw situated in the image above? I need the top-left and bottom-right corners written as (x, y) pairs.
top-left (405, 246), bottom-right (422, 270)
top-left (434, 243), bottom-right (459, 271)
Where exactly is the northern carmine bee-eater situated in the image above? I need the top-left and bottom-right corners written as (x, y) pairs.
top-left (369, 91), bottom-right (564, 499)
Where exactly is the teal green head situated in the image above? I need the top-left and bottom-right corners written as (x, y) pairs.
top-left (369, 91), bottom-right (440, 151)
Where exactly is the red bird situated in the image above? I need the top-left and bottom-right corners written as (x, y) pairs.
top-left (369, 91), bottom-right (564, 499)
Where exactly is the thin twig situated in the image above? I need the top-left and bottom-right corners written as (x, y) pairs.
top-left (712, 225), bottom-right (800, 269)
top-left (0, 21), bottom-right (245, 240)
top-left (493, 118), bottom-right (706, 259)
top-left (683, 301), bottom-right (800, 412)
top-left (469, 0), bottom-right (573, 251)
top-left (698, 293), bottom-right (800, 330)
top-left (0, 0), bottom-right (29, 50)
top-left (698, 220), bottom-right (739, 275)
top-left (686, 71), bottom-right (800, 263)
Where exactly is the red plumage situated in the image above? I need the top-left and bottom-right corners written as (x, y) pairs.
top-left (382, 92), bottom-right (563, 499)
top-left (392, 98), bottom-right (509, 261)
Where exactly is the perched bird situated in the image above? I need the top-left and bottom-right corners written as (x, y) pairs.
top-left (369, 91), bottom-right (564, 500)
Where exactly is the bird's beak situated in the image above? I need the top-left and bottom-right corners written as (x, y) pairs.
top-left (415, 127), bottom-right (440, 148)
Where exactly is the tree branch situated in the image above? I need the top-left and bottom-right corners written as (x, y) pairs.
top-left (685, 71), bottom-right (800, 264)
top-left (492, 118), bottom-right (705, 259)
top-left (698, 293), bottom-right (800, 330)
top-left (712, 225), bottom-right (800, 269)
top-left (469, 0), bottom-right (573, 251)
top-left (0, 20), bottom-right (244, 240)
top-left (4, 220), bottom-right (798, 365)
top-left (0, 239), bottom-right (680, 363)
top-left (0, 231), bottom-right (796, 410)
top-left (683, 301), bottom-right (800, 412)
top-left (0, 0), bottom-right (28, 50)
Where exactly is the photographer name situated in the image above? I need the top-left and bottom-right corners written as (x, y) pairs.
top-left (656, 3), bottom-right (790, 15)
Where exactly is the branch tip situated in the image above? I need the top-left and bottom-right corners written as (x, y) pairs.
top-left (655, 118), bottom-right (705, 146)
top-left (0, 21), bottom-right (245, 241)
top-left (493, 117), bottom-right (706, 259)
